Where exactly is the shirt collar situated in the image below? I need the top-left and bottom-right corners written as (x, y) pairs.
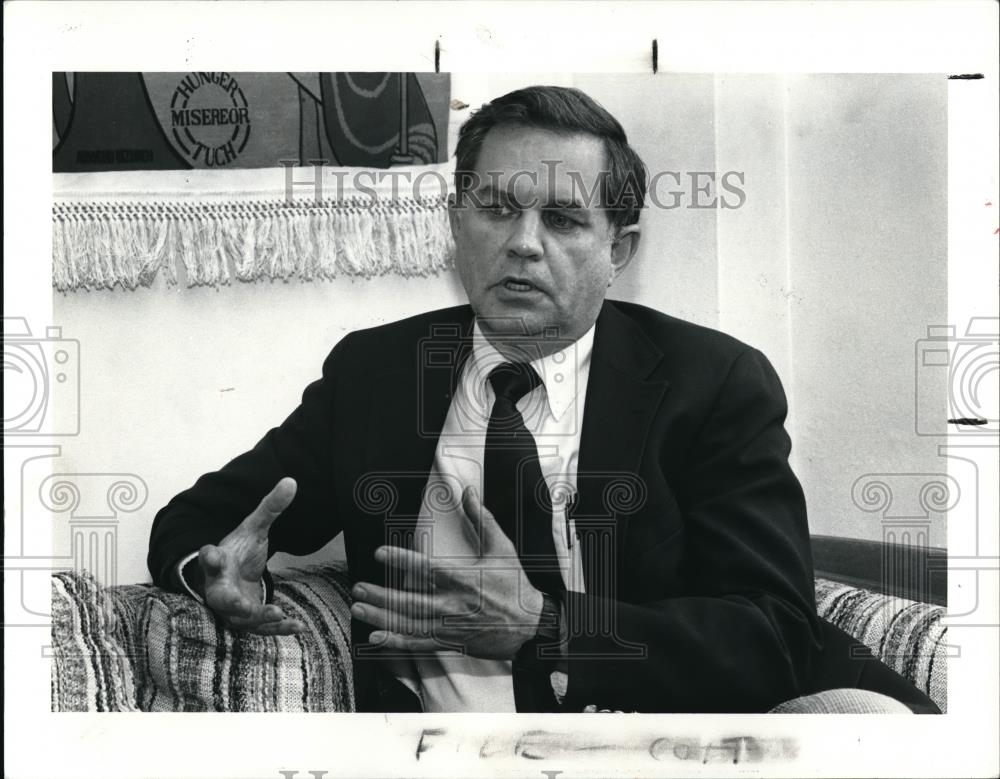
top-left (469, 319), bottom-right (596, 422)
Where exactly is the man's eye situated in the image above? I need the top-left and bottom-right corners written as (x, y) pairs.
top-left (545, 212), bottom-right (577, 230)
top-left (482, 203), bottom-right (513, 217)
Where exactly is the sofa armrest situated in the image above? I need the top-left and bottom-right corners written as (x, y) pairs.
top-left (51, 564), bottom-right (356, 712)
top-left (814, 577), bottom-right (947, 713)
top-left (51, 571), bottom-right (144, 711)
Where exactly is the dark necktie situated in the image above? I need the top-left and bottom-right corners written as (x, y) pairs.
top-left (482, 362), bottom-right (564, 596)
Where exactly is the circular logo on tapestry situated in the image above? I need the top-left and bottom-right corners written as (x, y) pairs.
top-left (169, 72), bottom-right (251, 167)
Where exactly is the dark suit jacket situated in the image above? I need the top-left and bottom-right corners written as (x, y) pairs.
top-left (148, 300), bottom-right (937, 713)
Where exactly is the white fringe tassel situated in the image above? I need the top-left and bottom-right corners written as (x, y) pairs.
top-left (52, 197), bottom-right (455, 291)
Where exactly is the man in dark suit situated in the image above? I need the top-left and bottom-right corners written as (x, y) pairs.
top-left (148, 85), bottom-right (937, 714)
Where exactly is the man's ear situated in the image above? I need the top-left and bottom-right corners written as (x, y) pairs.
top-left (609, 224), bottom-right (641, 283)
top-left (447, 192), bottom-right (462, 240)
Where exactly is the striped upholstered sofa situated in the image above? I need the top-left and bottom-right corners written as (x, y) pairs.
top-left (50, 537), bottom-right (947, 713)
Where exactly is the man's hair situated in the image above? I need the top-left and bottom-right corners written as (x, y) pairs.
top-left (454, 85), bottom-right (647, 230)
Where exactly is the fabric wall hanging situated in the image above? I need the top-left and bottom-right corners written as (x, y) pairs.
top-left (52, 72), bottom-right (454, 291)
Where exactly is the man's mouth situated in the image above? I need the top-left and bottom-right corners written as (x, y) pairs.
top-left (500, 277), bottom-right (539, 293)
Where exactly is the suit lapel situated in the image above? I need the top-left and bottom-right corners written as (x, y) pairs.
top-left (363, 307), bottom-right (476, 540)
top-left (574, 302), bottom-right (670, 599)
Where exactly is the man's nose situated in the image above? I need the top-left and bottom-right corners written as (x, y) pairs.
top-left (505, 211), bottom-right (544, 260)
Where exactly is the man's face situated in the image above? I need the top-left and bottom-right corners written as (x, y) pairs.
top-left (449, 126), bottom-right (640, 346)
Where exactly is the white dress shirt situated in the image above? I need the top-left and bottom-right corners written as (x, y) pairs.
top-left (394, 320), bottom-right (594, 712)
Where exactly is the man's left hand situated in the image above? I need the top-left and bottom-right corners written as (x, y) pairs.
top-left (350, 486), bottom-right (545, 660)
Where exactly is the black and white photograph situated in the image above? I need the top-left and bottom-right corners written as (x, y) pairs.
top-left (4, 3), bottom-right (999, 778)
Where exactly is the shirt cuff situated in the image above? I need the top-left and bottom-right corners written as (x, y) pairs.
top-left (175, 551), bottom-right (267, 606)
top-left (176, 551), bottom-right (205, 604)
top-left (550, 669), bottom-right (568, 704)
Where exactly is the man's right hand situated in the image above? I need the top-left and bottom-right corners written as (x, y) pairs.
top-left (192, 477), bottom-right (305, 635)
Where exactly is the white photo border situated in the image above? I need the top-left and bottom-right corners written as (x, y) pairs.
top-left (4, 2), bottom-right (998, 778)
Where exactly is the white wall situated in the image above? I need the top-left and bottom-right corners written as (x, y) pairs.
top-left (50, 74), bottom-right (947, 584)
top-left (784, 75), bottom-right (948, 548)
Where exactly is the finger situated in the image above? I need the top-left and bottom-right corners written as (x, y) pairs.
top-left (375, 545), bottom-right (432, 580)
top-left (214, 591), bottom-right (256, 620)
top-left (351, 601), bottom-right (393, 630)
top-left (226, 616), bottom-right (303, 635)
top-left (251, 618), bottom-right (306, 636)
top-left (461, 486), bottom-right (505, 555)
top-left (352, 582), bottom-right (435, 624)
top-left (245, 477), bottom-right (298, 535)
top-left (209, 580), bottom-right (275, 619)
top-left (226, 603), bottom-right (286, 626)
top-left (352, 581), bottom-right (391, 608)
top-left (227, 602), bottom-right (300, 629)
top-left (368, 631), bottom-right (442, 653)
top-left (351, 601), bottom-right (431, 638)
top-left (227, 610), bottom-right (305, 634)
top-left (198, 544), bottom-right (225, 577)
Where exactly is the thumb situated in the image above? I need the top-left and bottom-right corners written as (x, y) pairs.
top-left (199, 544), bottom-right (225, 577)
top-left (462, 486), bottom-right (506, 555)
top-left (245, 477), bottom-right (297, 536)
